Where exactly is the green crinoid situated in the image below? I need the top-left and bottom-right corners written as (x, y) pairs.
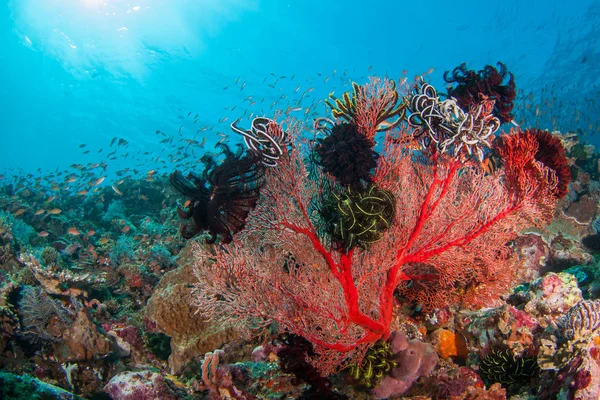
top-left (348, 340), bottom-right (397, 389)
top-left (325, 79), bottom-right (407, 134)
top-left (479, 349), bottom-right (539, 387)
top-left (321, 185), bottom-right (395, 251)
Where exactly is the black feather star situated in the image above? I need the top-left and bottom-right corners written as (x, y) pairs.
top-left (170, 143), bottom-right (265, 244)
top-left (314, 122), bottom-right (379, 190)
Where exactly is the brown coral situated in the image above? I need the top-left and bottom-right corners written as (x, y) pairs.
top-left (145, 258), bottom-right (241, 374)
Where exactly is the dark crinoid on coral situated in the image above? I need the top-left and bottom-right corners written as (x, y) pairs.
top-left (277, 333), bottom-right (348, 400)
top-left (319, 185), bottom-right (395, 251)
top-left (479, 349), bottom-right (539, 387)
top-left (444, 62), bottom-right (516, 124)
top-left (170, 143), bottom-right (265, 243)
top-left (526, 128), bottom-right (571, 199)
top-left (347, 340), bottom-right (397, 389)
top-left (314, 122), bottom-right (379, 190)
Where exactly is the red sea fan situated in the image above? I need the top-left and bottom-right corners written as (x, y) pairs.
top-left (444, 62), bottom-right (516, 124)
top-left (495, 128), bottom-right (571, 199)
top-left (527, 128), bottom-right (571, 199)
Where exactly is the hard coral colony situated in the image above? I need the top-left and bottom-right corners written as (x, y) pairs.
top-left (185, 65), bottom-right (568, 387)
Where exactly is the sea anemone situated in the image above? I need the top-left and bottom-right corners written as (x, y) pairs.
top-left (444, 62), bottom-right (516, 124)
top-left (314, 122), bottom-right (379, 190)
top-left (170, 143), bottom-right (265, 243)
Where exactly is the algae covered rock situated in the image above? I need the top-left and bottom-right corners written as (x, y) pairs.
top-left (0, 371), bottom-right (83, 399)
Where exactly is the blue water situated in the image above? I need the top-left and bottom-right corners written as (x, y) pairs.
top-left (1, 0), bottom-right (599, 177)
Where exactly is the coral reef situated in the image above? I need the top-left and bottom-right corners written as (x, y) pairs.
top-left (1, 68), bottom-right (599, 400)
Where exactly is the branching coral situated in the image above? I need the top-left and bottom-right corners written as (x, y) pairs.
top-left (170, 143), bottom-right (265, 243)
top-left (444, 62), bottom-right (516, 124)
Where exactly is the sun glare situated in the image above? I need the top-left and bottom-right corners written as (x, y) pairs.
top-left (82, 0), bottom-right (105, 7)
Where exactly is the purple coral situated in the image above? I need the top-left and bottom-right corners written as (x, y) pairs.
top-left (371, 331), bottom-right (438, 399)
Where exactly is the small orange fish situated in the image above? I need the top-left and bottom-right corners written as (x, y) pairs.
top-left (67, 227), bottom-right (81, 235)
top-left (66, 176), bottom-right (77, 183)
top-left (112, 185), bottom-right (123, 196)
top-left (35, 209), bottom-right (46, 216)
top-left (76, 190), bottom-right (88, 196)
top-left (93, 177), bottom-right (105, 186)
top-left (99, 237), bottom-right (110, 245)
top-left (48, 208), bottom-right (62, 215)
top-left (377, 121), bottom-right (393, 130)
top-left (14, 209), bottom-right (26, 216)
top-left (183, 199), bottom-right (192, 208)
top-left (38, 231), bottom-right (50, 237)
top-left (46, 196), bottom-right (57, 203)
top-left (122, 225), bottom-right (131, 233)
top-left (87, 230), bottom-right (96, 237)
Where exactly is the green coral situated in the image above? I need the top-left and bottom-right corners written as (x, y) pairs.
top-left (347, 340), bottom-right (397, 389)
